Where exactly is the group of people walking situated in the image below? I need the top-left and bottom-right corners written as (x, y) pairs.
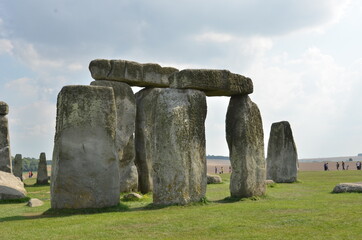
top-left (324, 161), bottom-right (362, 171)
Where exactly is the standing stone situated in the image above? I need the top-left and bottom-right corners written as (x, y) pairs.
top-left (0, 101), bottom-right (11, 173)
top-left (36, 152), bottom-right (48, 185)
top-left (91, 80), bottom-right (138, 192)
top-left (226, 95), bottom-right (266, 198)
top-left (136, 88), bottom-right (207, 205)
top-left (13, 154), bottom-right (23, 181)
top-left (266, 121), bottom-right (298, 183)
top-left (51, 85), bottom-right (120, 209)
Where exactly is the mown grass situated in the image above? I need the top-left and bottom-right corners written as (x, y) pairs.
top-left (0, 171), bottom-right (361, 239)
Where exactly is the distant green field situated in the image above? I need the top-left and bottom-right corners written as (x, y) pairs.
top-left (1, 171), bottom-right (361, 239)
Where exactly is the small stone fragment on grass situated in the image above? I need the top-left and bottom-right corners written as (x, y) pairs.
top-left (27, 198), bottom-right (44, 207)
top-left (332, 183), bottom-right (362, 193)
top-left (265, 180), bottom-right (275, 185)
top-left (123, 192), bottom-right (143, 201)
top-left (207, 174), bottom-right (222, 184)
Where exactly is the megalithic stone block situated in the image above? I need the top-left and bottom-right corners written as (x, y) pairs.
top-left (51, 85), bottom-right (120, 209)
top-left (266, 121), bottom-right (298, 183)
top-left (136, 88), bottom-right (207, 204)
top-left (89, 59), bottom-right (178, 87)
top-left (36, 152), bottom-right (48, 185)
top-left (226, 95), bottom-right (266, 198)
top-left (91, 80), bottom-right (138, 193)
top-left (0, 101), bottom-right (11, 173)
top-left (169, 69), bottom-right (253, 96)
top-left (13, 154), bottom-right (23, 181)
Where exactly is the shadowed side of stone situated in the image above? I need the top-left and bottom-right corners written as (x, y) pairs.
top-left (13, 154), bottom-right (23, 181)
top-left (89, 59), bottom-right (178, 87)
top-left (226, 95), bottom-right (265, 198)
top-left (36, 152), bottom-right (48, 185)
top-left (0, 101), bottom-right (11, 173)
top-left (169, 69), bottom-right (253, 96)
top-left (51, 85), bottom-right (120, 209)
top-left (266, 121), bottom-right (298, 183)
top-left (91, 80), bottom-right (138, 192)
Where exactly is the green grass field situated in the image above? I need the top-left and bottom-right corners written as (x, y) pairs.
top-left (1, 171), bottom-right (361, 239)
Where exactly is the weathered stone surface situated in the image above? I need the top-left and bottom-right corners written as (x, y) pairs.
top-left (265, 180), bottom-right (275, 185)
top-left (27, 198), bottom-right (44, 207)
top-left (13, 154), bottom-right (23, 181)
top-left (169, 69), bottom-right (253, 96)
top-left (0, 170), bottom-right (27, 200)
top-left (89, 59), bottom-right (178, 87)
top-left (226, 95), bottom-right (266, 198)
top-left (123, 192), bottom-right (142, 201)
top-left (119, 136), bottom-right (138, 192)
top-left (0, 114), bottom-right (11, 173)
top-left (333, 183), bottom-right (362, 193)
top-left (207, 174), bottom-right (222, 184)
top-left (136, 88), bottom-right (207, 204)
top-left (51, 85), bottom-right (120, 209)
top-left (36, 152), bottom-right (48, 185)
top-left (135, 88), bottom-right (161, 194)
top-left (90, 81), bottom-right (138, 193)
top-left (266, 121), bottom-right (298, 183)
top-left (0, 101), bottom-right (9, 115)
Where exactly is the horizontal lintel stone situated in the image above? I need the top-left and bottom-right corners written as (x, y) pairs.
top-left (89, 59), bottom-right (179, 88)
top-left (169, 69), bottom-right (253, 97)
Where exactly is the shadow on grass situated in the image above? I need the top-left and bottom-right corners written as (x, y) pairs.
top-left (0, 197), bottom-right (30, 204)
top-left (213, 195), bottom-right (265, 204)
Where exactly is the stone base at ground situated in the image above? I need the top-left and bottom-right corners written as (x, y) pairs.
top-left (0, 171), bottom-right (27, 200)
top-left (207, 174), bottom-right (222, 184)
top-left (332, 183), bottom-right (362, 193)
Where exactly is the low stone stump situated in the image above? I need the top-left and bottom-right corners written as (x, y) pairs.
top-left (266, 121), bottom-right (298, 183)
top-left (332, 183), bottom-right (362, 193)
top-left (136, 88), bottom-right (207, 205)
top-left (207, 174), bottom-right (222, 184)
top-left (0, 170), bottom-right (27, 200)
top-left (226, 95), bottom-right (266, 198)
top-left (51, 85), bottom-right (120, 209)
top-left (13, 154), bottom-right (23, 181)
top-left (0, 101), bottom-right (11, 173)
top-left (36, 152), bottom-right (48, 185)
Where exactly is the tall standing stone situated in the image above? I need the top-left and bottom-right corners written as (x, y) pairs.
top-left (266, 121), bottom-right (298, 183)
top-left (36, 152), bottom-right (48, 185)
top-left (226, 95), bottom-right (266, 198)
top-left (51, 85), bottom-right (120, 209)
top-left (13, 154), bottom-right (23, 181)
top-left (136, 88), bottom-right (207, 205)
top-left (0, 101), bottom-right (12, 173)
top-left (91, 80), bottom-right (138, 192)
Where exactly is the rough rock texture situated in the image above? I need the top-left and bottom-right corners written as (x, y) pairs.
top-left (0, 109), bottom-right (12, 173)
top-left (13, 154), bottom-right (23, 181)
top-left (0, 170), bottom-right (27, 200)
top-left (36, 152), bottom-right (48, 185)
top-left (27, 198), bottom-right (44, 207)
top-left (89, 59), bottom-right (178, 87)
top-left (333, 183), bottom-right (362, 193)
top-left (226, 95), bottom-right (266, 198)
top-left (91, 80), bottom-right (138, 192)
top-left (207, 174), bottom-right (222, 184)
top-left (51, 85), bottom-right (120, 209)
top-left (135, 88), bottom-right (207, 204)
top-left (265, 180), bottom-right (275, 185)
top-left (169, 69), bottom-right (253, 96)
top-left (0, 101), bottom-right (9, 115)
top-left (123, 192), bottom-right (142, 201)
top-left (266, 121), bottom-right (298, 183)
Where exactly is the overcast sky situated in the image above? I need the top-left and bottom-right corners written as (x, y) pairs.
top-left (1, 0), bottom-right (361, 159)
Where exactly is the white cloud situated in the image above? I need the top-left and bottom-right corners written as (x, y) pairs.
top-left (194, 32), bottom-right (234, 43)
top-left (0, 38), bottom-right (13, 55)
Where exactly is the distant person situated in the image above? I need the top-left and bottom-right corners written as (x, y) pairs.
top-left (215, 166), bottom-right (218, 174)
top-left (342, 161), bottom-right (345, 170)
top-left (346, 164), bottom-right (349, 170)
top-left (336, 162), bottom-right (340, 170)
top-left (229, 166), bottom-right (231, 173)
top-left (356, 161), bottom-right (361, 170)
top-left (28, 171), bottom-right (31, 178)
top-left (221, 166), bottom-right (224, 174)
top-left (324, 162), bottom-right (329, 171)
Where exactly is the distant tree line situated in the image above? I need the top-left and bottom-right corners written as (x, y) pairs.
top-left (206, 155), bottom-right (229, 160)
